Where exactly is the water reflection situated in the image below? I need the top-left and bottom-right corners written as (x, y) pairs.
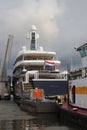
top-left (0, 113), bottom-right (84, 130)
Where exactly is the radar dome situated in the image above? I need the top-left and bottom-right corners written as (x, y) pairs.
top-left (39, 46), bottom-right (43, 51)
top-left (22, 46), bottom-right (26, 51)
top-left (32, 25), bottom-right (36, 31)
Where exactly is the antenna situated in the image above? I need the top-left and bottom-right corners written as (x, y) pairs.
top-left (30, 25), bottom-right (39, 50)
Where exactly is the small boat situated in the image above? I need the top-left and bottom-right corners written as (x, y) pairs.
top-left (20, 88), bottom-right (57, 113)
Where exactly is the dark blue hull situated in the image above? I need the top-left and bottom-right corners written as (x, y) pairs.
top-left (20, 99), bottom-right (57, 113)
top-left (32, 79), bottom-right (68, 96)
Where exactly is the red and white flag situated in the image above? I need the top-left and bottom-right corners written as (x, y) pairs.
top-left (45, 60), bottom-right (55, 67)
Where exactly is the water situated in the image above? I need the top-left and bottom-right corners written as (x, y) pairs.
top-left (0, 113), bottom-right (84, 130)
top-left (0, 101), bottom-right (85, 130)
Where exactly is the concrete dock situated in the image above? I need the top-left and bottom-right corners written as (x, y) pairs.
top-left (0, 100), bottom-right (35, 120)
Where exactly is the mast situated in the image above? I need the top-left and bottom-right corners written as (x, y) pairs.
top-left (30, 25), bottom-right (39, 50)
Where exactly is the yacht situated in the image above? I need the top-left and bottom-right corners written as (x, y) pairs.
top-left (13, 25), bottom-right (68, 101)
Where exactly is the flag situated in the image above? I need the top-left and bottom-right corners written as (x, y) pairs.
top-left (45, 60), bottom-right (55, 70)
top-left (45, 60), bottom-right (55, 66)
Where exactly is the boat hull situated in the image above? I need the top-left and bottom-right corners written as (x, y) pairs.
top-left (57, 105), bottom-right (87, 129)
top-left (69, 78), bottom-right (87, 109)
top-left (20, 99), bottom-right (57, 113)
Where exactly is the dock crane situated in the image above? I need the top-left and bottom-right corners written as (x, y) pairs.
top-left (0, 35), bottom-right (13, 99)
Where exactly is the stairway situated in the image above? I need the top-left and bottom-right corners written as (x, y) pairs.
top-left (23, 82), bottom-right (33, 98)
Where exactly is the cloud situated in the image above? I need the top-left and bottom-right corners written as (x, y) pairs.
top-left (0, 0), bottom-right (64, 74)
top-left (0, 0), bottom-right (87, 74)
top-left (0, 0), bottom-right (64, 41)
top-left (0, 1), bottom-right (64, 54)
top-left (17, 0), bottom-right (63, 44)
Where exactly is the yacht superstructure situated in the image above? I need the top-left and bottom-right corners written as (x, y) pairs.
top-left (13, 25), bottom-right (68, 100)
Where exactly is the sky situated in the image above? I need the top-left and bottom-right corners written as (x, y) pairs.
top-left (0, 0), bottom-right (87, 75)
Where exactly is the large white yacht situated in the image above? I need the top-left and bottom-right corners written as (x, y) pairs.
top-left (13, 25), bottom-right (68, 100)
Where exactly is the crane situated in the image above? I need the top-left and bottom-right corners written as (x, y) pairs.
top-left (0, 35), bottom-right (13, 81)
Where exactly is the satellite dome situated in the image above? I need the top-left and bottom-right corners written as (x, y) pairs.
top-left (31, 25), bottom-right (36, 31)
top-left (39, 46), bottom-right (43, 51)
top-left (22, 46), bottom-right (26, 51)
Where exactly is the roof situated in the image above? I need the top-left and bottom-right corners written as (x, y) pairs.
top-left (76, 43), bottom-right (87, 51)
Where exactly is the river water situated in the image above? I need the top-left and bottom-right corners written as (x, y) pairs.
top-left (0, 100), bottom-right (85, 130)
top-left (0, 113), bottom-right (84, 130)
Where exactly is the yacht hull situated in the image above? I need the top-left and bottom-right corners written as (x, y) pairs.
top-left (32, 79), bottom-right (68, 96)
top-left (20, 99), bottom-right (57, 113)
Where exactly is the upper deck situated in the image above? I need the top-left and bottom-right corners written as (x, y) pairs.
top-left (70, 43), bottom-right (87, 79)
top-left (13, 25), bottom-right (61, 77)
top-left (76, 43), bottom-right (87, 68)
top-left (14, 47), bottom-right (57, 65)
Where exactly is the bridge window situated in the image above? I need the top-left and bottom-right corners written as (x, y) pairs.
top-left (79, 47), bottom-right (86, 57)
top-left (85, 45), bottom-right (87, 55)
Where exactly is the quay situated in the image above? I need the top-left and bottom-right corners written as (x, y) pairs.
top-left (57, 101), bottom-right (87, 129)
top-left (0, 100), bottom-right (34, 120)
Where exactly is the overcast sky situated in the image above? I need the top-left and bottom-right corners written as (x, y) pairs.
top-left (0, 0), bottom-right (87, 75)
